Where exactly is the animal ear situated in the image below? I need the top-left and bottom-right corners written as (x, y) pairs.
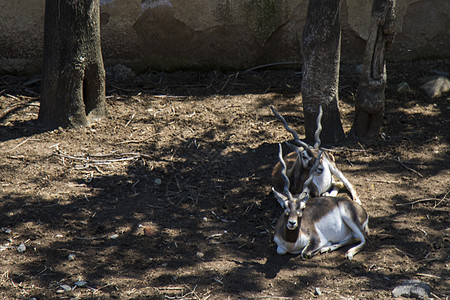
top-left (296, 192), bottom-right (309, 209)
top-left (299, 201), bottom-right (306, 210)
top-left (272, 187), bottom-right (288, 208)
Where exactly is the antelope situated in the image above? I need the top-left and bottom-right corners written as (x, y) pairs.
top-left (270, 106), bottom-right (361, 204)
top-left (272, 144), bottom-right (369, 260)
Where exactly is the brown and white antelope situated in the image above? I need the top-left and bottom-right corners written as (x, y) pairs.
top-left (270, 106), bottom-right (361, 204)
top-left (272, 144), bottom-right (369, 260)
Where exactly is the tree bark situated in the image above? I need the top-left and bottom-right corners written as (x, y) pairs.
top-left (39, 0), bottom-right (106, 128)
top-left (351, 0), bottom-right (396, 139)
top-left (301, 0), bottom-right (345, 144)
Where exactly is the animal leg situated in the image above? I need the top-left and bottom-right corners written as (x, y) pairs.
top-left (328, 164), bottom-right (361, 204)
top-left (276, 246), bottom-right (288, 255)
top-left (341, 216), bottom-right (366, 260)
top-left (320, 236), bottom-right (354, 253)
top-left (322, 181), bottom-right (345, 197)
top-left (301, 238), bottom-right (326, 259)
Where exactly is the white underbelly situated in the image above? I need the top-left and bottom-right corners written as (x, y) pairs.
top-left (315, 208), bottom-right (352, 242)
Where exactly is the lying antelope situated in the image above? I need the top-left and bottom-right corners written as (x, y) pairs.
top-left (270, 106), bottom-right (361, 204)
top-left (272, 144), bottom-right (369, 260)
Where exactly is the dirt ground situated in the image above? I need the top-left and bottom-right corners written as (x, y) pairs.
top-left (0, 60), bottom-right (449, 300)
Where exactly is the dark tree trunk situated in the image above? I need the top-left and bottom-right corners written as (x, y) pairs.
top-left (351, 0), bottom-right (396, 139)
top-left (301, 0), bottom-right (345, 144)
top-left (39, 0), bottom-right (106, 128)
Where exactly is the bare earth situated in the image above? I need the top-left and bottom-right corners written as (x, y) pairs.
top-left (0, 61), bottom-right (449, 299)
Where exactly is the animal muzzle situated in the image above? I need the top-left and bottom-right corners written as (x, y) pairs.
top-left (287, 219), bottom-right (298, 230)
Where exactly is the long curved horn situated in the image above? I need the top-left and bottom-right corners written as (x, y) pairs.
top-left (313, 105), bottom-right (323, 149)
top-left (285, 141), bottom-right (304, 159)
top-left (298, 150), bottom-right (323, 204)
top-left (271, 106), bottom-right (311, 149)
top-left (278, 143), bottom-right (293, 199)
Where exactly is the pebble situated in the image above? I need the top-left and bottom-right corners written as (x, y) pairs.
top-left (17, 243), bottom-right (26, 253)
top-left (110, 234), bottom-right (119, 240)
top-left (397, 81), bottom-right (412, 93)
top-left (1, 227), bottom-right (12, 234)
top-left (74, 281), bottom-right (87, 287)
top-left (196, 251), bottom-right (205, 258)
top-left (68, 254), bottom-right (76, 261)
top-left (315, 287), bottom-right (322, 295)
top-left (143, 226), bottom-right (156, 236)
top-left (154, 178), bottom-right (162, 185)
top-left (59, 284), bottom-right (72, 292)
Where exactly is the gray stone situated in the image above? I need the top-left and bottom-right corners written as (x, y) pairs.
top-left (397, 81), bottom-right (412, 94)
top-left (420, 76), bottom-right (450, 98)
top-left (59, 284), bottom-right (72, 292)
top-left (314, 287), bottom-right (322, 295)
top-left (106, 64), bottom-right (136, 82)
top-left (392, 280), bottom-right (431, 299)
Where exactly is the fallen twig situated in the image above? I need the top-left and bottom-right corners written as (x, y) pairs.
top-left (124, 113), bottom-right (135, 128)
top-left (396, 197), bottom-right (441, 206)
top-left (433, 190), bottom-right (449, 208)
top-left (366, 179), bottom-right (401, 184)
top-left (7, 138), bottom-right (40, 152)
top-left (393, 247), bottom-right (414, 258)
top-left (396, 157), bottom-right (423, 178)
top-left (243, 61), bottom-right (300, 73)
top-left (416, 273), bottom-right (441, 279)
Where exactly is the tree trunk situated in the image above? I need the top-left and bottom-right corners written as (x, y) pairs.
top-left (351, 0), bottom-right (396, 139)
top-left (39, 0), bottom-right (106, 128)
top-left (301, 0), bottom-right (345, 144)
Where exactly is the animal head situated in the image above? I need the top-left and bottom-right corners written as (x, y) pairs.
top-left (272, 188), bottom-right (306, 230)
top-left (272, 105), bottom-right (324, 170)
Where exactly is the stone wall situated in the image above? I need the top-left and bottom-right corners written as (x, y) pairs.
top-left (0, 0), bottom-right (449, 73)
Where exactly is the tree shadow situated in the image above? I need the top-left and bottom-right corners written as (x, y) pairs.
top-left (0, 65), bottom-right (448, 298)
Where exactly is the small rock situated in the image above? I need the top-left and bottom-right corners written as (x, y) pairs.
top-left (315, 287), bottom-right (322, 295)
top-left (392, 280), bottom-right (431, 299)
top-left (196, 251), bottom-right (204, 258)
top-left (110, 234), bottom-right (119, 240)
top-left (397, 81), bottom-right (412, 94)
top-left (106, 64), bottom-right (136, 82)
top-left (420, 76), bottom-right (450, 98)
top-left (59, 284), bottom-right (72, 292)
top-left (143, 226), bottom-right (156, 236)
top-left (154, 178), bottom-right (162, 185)
top-left (17, 243), bottom-right (26, 253)
top-left (1, 227), bottom-right (12, 234)
top-left (74, 281), bottom-right (87, 287)
top-left (68, 254), bottom-right (76, 261)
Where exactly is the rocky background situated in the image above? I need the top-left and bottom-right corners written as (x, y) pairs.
top-left (0, 0), bottom-right (449, 72)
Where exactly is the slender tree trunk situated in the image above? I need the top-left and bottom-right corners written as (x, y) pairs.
top-left (301, 0), bottom-right (345, 144)
top-left (39, 0), bottom-right (106, 128)
top-left (351, 0), bottom-right (396, 139)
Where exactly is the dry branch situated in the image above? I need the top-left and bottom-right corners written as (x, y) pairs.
top-left (396, 157), bottom-right (423, 178)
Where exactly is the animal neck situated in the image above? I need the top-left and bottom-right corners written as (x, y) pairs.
top-left (283, 223), bottom-right (300, 243)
